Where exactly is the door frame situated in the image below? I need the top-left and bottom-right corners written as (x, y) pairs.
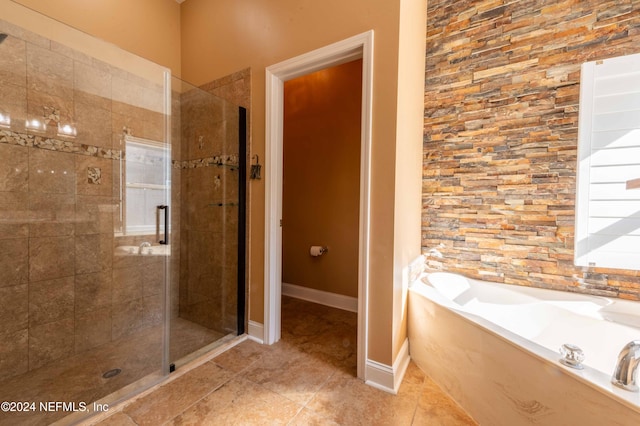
top-left (264, 30), bottom-right (373, 379)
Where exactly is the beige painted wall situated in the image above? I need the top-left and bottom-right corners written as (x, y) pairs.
top-left (181, 0), bottom-right (426, 365)
top-left (282, 60), bottom-right (362, 299)
top-left (11, 0), bottom-right (181, 76)
top-left (7, 0), bottom-right (428, 367)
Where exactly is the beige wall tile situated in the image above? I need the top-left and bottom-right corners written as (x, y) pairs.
top-left (0, 33), bottom-right (26, 87)
top-left (0, 83), bottom-right (28, 130)
top-left (0, 144), bottom-right (28, 192)
top-left (111, 298), bottom-right (143, 340)
top-left (75, 233), bottom-right (112, 275)
top-left (28, 148), bottom-right (75, 194)
top-left (0, 284), bottom-right (28, 333)
top-left (74, 60), bottom-right (111, 101)
top-left (26, 43), bottom-right (73, 100)
top-left (76, 156), bottom-right (113, 197)
top-left (75, 307), bottom-right (111, 353)
top-left (28, 236), bottom-right (74, 281)
top-left (0, 238), bottom-right (28, 287)
top-left (112, 265), bottom-right (143, 303)
top-left (0, 329), bottom-right (28, 381)
top-left (75, 100), bottom-right (112, 148)
top-left (75, 271), bottom-right (112, 314)
top-left (28, 276), bottom-right (74, 326)
top-left (28, 317), bottom-right (74, 370)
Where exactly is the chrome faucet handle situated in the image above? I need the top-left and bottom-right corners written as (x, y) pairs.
top-left (560, 343), bottom-right (585, 370)
top-left (612, 340), bottom-right (640, 392)
top-left (138, 241), bottom-right (152, 254)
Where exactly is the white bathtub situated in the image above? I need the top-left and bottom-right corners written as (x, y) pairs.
top-left (408, 272), bottom-right (640, 425)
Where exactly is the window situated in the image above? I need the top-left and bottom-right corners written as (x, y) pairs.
top-left (123, 136), bottom-right (170, 235)
top-left (575, 53), bottom-right (640, 270)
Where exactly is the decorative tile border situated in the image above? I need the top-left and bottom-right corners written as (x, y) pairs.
top-left (174, 154), bottom-right (239, 169)
top-left (0, 129), bottom-right (121, 160)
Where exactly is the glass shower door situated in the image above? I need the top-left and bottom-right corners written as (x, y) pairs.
top-left (0, 7), bottom-right (170, 425)
top-left (169, 77), bottom-right (246, 368)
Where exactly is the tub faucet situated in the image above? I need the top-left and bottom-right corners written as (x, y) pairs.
top-left (612, 340), bottom-right (640, 392)
top-left (138, 241), bottom-right (152, 254)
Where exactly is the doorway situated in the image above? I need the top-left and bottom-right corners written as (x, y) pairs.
top-left (264, 31), bottom-right (374, 379)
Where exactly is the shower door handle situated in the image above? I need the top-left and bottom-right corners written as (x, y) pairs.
top-left (157, 205), bottom-right (168, 245)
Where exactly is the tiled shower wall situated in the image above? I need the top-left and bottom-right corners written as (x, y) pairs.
top-left (0, 20), bottom-right (166, 381)
top-left (177, 80), bottom-right (243, 333)
top-left (423, 0), bottom-right (640, 299)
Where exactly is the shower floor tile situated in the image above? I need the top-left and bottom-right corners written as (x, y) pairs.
top-left (0, 318), bottom-right (226, 426)
top-left (88, 297), bottom-right (478, 426)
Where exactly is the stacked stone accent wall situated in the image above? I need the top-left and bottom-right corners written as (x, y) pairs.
top-left (423, 0), bottom-right (640, 300)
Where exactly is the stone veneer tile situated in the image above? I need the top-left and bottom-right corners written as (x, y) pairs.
top-left (28, 236), bottom-right (74, 282)
top-left (28, 317), bottom-right (74, 370)
top-left (423, 0), bottom-right (640, 300)
top-left (0, 329), bottom-right (28, 382)
top-left (0, 237), bottom-right (28, 287)
top-left (28, 276), bottom-right (74, 327)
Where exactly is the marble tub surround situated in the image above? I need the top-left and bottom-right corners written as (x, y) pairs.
top-left (92, 297), bottom-right (476, 426)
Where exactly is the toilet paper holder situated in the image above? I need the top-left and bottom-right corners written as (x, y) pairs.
top-left (309, 246), bottom-right (328, 256)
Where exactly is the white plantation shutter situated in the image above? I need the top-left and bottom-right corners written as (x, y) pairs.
top-left (575, 54), bottom-right (640, 270)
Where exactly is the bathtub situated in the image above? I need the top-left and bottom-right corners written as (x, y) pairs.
top-left (408, 272), bottom-right (640, 426)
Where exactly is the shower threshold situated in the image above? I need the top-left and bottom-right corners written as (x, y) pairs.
top-left (0, 320), bottom-right (240, 426)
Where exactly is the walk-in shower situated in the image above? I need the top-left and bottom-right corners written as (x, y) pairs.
top-left (0, 5), bottom-right (246, 425)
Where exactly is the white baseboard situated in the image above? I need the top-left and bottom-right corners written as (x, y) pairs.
top-left (247, 320), bottom-right (264, 344)
top-left (365, 338), bottom-right (410, 394)
top-left (282, 282), bottom-right (358, 312)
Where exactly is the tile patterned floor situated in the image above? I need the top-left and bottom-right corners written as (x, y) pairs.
top-left (0, 318), bottom-right (224, 426)
top-left (90, 297), bottom-right (477, 425)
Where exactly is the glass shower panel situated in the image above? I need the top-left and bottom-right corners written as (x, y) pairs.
top-left (0, 10), bottom-right (170, 425)
top-left (170, 77), bottom-right (244, 367)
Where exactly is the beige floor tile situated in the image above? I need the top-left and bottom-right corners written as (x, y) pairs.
top-left (211, 338), bottom-right (269, 373)
top-left (93, 412), bottom-right (137, 426)
top-left (288, 407), bottom-right (341, 425)
top-left (123, 361), bottom-right (234, 426)
top-left (412, 377), bottom-right (478, 426)
top-left (240, 343), bottom-right (336, 405)
top-left (305, 371), bottom-right (421, 426)
top-left (168, 376), bottom-right (302, 425)
top-left (89, 297), bottom-right (478, 426)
